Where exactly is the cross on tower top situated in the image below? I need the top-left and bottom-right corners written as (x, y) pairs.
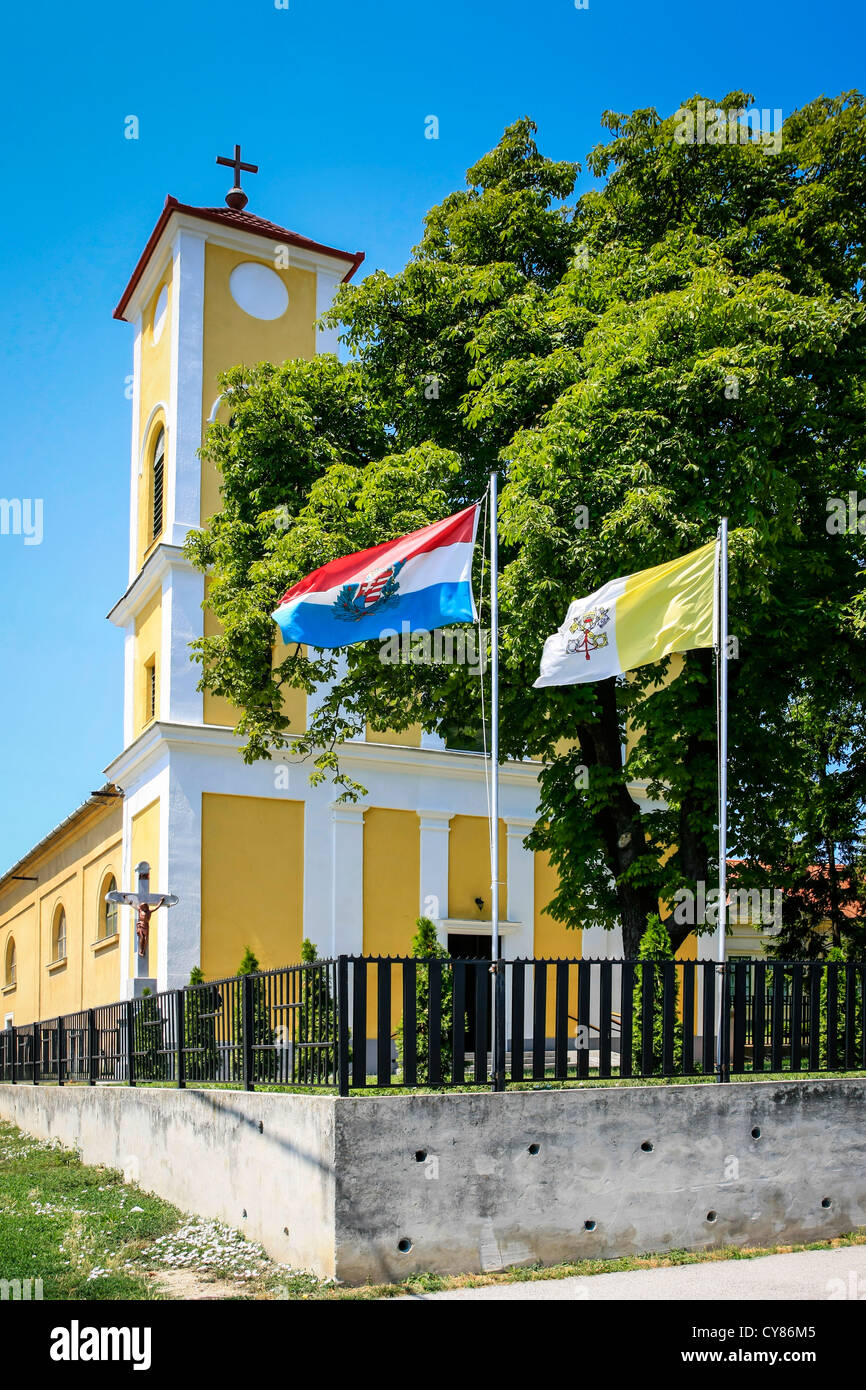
top-left (216, 143), bottom-right (259, 211)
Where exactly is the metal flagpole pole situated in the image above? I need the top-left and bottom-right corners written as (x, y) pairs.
top-left (715, 517), bottom-right (729, 1083)
top-left (489, 470), bottom-right (505, 1090)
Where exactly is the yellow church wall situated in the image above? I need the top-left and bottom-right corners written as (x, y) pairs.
top-left (0, 802), bottom-right (122, 1024)
top-left (130, 799), bottom-right (160, 978)
top-left (362, 809), bottom-right (421, 1033)
top-left (448, 816), bottom-right (507, 923)
top-left (365, 724), bottom-right (422, 747)
top-left (200, 793), bottom-right (304, 980)
top-left (200, 244), bottom-right (317, 526)
top-left (136, 272), bottom-right (172, 571)
top-left (133, 589), bottom-right (162, 735)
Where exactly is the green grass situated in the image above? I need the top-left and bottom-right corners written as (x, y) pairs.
top-left (0, 1122), bottom-right (178, 1299)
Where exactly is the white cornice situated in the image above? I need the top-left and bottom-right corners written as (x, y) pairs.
top-left (107, 543), bottom-right (192, 627)
top-left (104, 719), bottom-right (655, 805)
top-left (121, 212), bottom-right (356, 327)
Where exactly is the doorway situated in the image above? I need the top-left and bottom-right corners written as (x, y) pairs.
top-left (447, 933), bottom-right (492, 1051)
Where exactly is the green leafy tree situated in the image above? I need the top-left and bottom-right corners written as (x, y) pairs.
top-left (187, 100), bottom-right (866, 957)
top-left (397, 917), bottom-right (461, 1083)
top-left (234, 946), bottom-right (274, 1083)
top-left (818, 945), bottom-right (863, 1067)
top-left (631, 916), bottom-right (683, 1074)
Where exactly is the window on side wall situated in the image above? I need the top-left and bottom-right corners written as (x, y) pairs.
top-left (102, 876), bottom-right (118, 939)
top-left (52, 906), bottom-right (67, 964)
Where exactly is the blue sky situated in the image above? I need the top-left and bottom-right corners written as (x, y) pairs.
top-left (0, 0), bottom-right (859, 868)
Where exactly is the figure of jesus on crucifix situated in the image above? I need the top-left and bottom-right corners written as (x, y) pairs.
top-left (106, 862), bottom-right (178, 976)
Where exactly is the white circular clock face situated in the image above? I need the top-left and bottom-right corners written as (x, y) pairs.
top-left (229, 261), bottom-right (289, 320)
top-left (152, 284), bottom-right (169, 344)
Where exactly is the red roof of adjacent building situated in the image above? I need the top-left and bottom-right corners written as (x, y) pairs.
top-left (113, 196), bottom-right (365, 321)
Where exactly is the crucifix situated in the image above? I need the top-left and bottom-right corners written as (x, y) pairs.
top-left (216, 143), bottom-right (259, 210)
top-left (106, 862), bottom-right (178, 980)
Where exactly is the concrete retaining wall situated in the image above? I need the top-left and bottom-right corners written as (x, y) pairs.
top-left (1, 1079), bottom-right (863, 1284)
top-left (0, 1084), bottom-right (336, 1278)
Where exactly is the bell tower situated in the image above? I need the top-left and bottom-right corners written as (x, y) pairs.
top-left (109, 150), bottom-right (364, 744)
top-left (105, 152), bottom-right (363, 993)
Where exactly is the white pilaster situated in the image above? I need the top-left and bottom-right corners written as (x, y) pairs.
top-left (308, 650), bottom-right (365, 740)
top-left (168, 230), bottom-right (205, 546)
top-left (302, 794), bottom-right (332, 953)
top-left (580, 920), bottom-right (624, 959)
top-left (161, 565), bottom-right (205, 724)
top-left (315, 270), bottom-right (342, 356)
top-left (127, 318), bottom-right (142, 587)
top-left (122, 622), bottom-right (136, 748)
top-left (163, 756), bottom-right (203, 990)
top-left (330, 804), bottom-right (367, 955)
top-left (503, 818), bottom-right (536, 960)
top-left (418, 810), bottom-right (453, 945)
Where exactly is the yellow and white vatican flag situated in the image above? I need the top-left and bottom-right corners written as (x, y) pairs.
top-left (533, 538), bottom-right (718, 687)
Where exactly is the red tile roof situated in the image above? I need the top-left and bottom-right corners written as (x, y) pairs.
top-left (113, 196), bottom-right (365, 321)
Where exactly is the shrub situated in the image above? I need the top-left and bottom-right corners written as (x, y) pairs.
top-left (818, 945), bottom-right (863, 1067)
top-left (296, 939), bottom-right (337, 1083)
top-left (183, 964), bottom-right (219, 1082)
top-left (397, 917), bottom-right (460, 1084)
top-left (631, 916), bottom-right (683, 1075)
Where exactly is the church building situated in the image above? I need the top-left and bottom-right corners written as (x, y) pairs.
top-left (0, 153), bottom-right (681, 1029)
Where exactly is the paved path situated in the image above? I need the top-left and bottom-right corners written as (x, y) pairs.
top-left (402, 1246), bottom-right (866, 1300)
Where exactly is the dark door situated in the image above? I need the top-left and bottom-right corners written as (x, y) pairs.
top-left (447, 934), bottom-right (492, 1051)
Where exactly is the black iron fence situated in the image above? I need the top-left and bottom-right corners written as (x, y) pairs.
top-left (0, 956), bottom-right (863, 1095)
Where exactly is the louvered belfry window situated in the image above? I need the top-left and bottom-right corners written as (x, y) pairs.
top-left (151, 428), bottom-right (165, 541)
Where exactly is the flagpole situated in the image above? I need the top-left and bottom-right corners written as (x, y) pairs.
top-left (715, 517), bottom-right (729, 1083)
top-left (489, 470), bottom-right (504, 1090)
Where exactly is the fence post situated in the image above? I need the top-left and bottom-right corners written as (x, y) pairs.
top-left (493, 960), bottom-right (506, 1092)
top-left (716, 963), bottom-right (730, 1083)
top-left (32, 1024), bottom-right (40, 1086)
top-left (175, 989), bottom-right (186, 1090)
top-left (337, 955), bottom-right (350, 1097)
top-left (57, 1016), bottom-right (65, 1087)
top-left (88, 1010), bottom-right (97, 1085)
top-left (126, 1001), bottom-right (136, 1088)
top-left (9, 1026), bottom-right (16, 1085)
top-left (242, 974), bottom-right (254, 1092)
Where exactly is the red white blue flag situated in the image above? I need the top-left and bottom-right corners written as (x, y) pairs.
top-left (271, 504), bottom-right (480, 649)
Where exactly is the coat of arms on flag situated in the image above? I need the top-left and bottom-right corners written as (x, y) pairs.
top-left (333, 560), bottom-right (407, 622)
top-left (565, 605), bottom-right (611, 661)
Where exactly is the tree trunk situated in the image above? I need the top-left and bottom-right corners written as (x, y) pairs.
top-left (576, 678), bottom-right (662, 958)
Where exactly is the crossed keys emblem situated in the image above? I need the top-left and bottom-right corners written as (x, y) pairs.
top-left (565, 605), bottom-right (611, 661)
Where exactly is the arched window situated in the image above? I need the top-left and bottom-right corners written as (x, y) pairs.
top-left (52, 906), bottom-right (67, 964)
top-left (102, 875), bottom-right (118, 939)
top-left (4, 938), bottom-right (15, 987)
top-left (151, 427), bottom-right (165, 542)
